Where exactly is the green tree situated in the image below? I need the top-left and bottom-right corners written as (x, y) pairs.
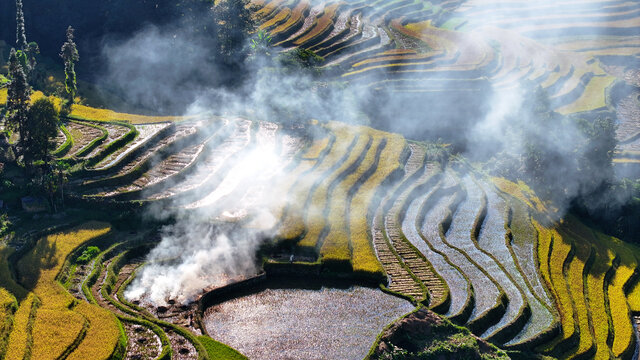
top-left (15, 0), bottom-right (27, 50)
top-left (43, 160), bottom-right (69, 213)
top-left (23, 97), bottom-right (59, 169)
top-left (60, 26), bottom-right (79, 104)
top-left (5, 48), bottom-right (31, 159)
top-left (15, 0), bottom-right (39, 75)
top-left (250, 30), bottom-right (272, 56)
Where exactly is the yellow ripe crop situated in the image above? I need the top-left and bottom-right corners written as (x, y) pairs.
top-left (597, 232), bottom-right (638, 358)
top-left (562, 232), bottom-right (594, 356)
top-left (298, 127), bottom-right (367, 250)
top-left (0, 288), bottom-right (15, 313)
top-left (556, 75), bottom-right (616, 115)
top-left (260, 8), bottom-right (290, 29)
top-left (280, 125), bottom-right (354, 242)
top-left (302, 136), bottom-right (330, 160)
top-left (293, 3), bottom-right (340, 46)
top-left (30, 91), bottom-right (63, 112)
top-left (587, 249), bottom-right (614, 360)
top-left (269, 135), bottom-right (331, 231)
top-left (535, 225), bottom-right (575, 344)
top-left (4, 293), bottom-right (38, 360)
top-left (70, 104), bottom-right (186, 124)
top-left (67, 301), bottom-right (121, 360)
top-left (320, 137), bottom-right (382, 262)
top-left (491, 177), bottom-right (547, 213)
top-left (0, 287), bottom-right (17, 356)
top-left (404, 20), bottom-right (432, 34)
top-left (565, 221), bottom-right (613, 360)
top-left (608, 263), bottom-right (635, 357)
top-left (628, 279), bottom-right (640, 313)
top-left (0, 88), bottom-right (7, 105)
top-left (12, 222), bottom-right (121, 360)
top-left (18, 221), bottom-right (111, 291)
top-left (30, 309), bottom-right (86, 360)
top-left (350, 133), bottom-right (405, 276)
top-left (301, 134), bottom-right (369, 249)
top-left (271, 0), bottom-right (307, 35)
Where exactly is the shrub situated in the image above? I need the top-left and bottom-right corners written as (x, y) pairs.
top-left (0, 75), bottom-right (9, 87)
top-left (75, 246), bottom-right (100, 264)
top-left (278, 48), bottom-right (324, 69)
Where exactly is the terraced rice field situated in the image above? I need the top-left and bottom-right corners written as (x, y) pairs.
top-left (1, 0), bottom-right (639, 358)
top-left (2, 115), bottom-right (640, 359)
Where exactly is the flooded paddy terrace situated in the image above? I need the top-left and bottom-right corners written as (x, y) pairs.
top-left (201, 279), bottom-right (414, 360)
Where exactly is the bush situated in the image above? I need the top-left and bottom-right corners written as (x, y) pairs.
top-left (75, 246), bottom-right (100, 264)
top-left (278, 48), bottom-right (324, 69)
top-left (0, 75), bottom-right (9, 87)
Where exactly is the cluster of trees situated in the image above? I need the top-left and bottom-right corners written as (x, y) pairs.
top-left (520, 86), bottom-right (617, 206)
top-left (498, 84), bottom-right (640, 243)
top-left (2, 0), bottom-right (78, 211)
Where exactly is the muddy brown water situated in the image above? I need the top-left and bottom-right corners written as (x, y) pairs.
top-left (202, 284), bottom-right (414, 360)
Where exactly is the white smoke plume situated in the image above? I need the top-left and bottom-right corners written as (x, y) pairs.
top-left (107, 0), bottom-right (635, 304)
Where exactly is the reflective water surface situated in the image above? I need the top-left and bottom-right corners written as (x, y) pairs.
top-left (203, 285), bottom-right (414, 360)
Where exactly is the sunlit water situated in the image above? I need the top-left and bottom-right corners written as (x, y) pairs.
top-left (203, 285), bottom-right (414, 360)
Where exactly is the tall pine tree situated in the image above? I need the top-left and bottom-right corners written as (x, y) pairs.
top-left (6, 48), bottom-right (31, 161)
top-left (60, 26), bottom-right (79, 104)
top-left (14, 0), bottom-right (39, 77)
top-left (15, 0), bottom-right (27, 50)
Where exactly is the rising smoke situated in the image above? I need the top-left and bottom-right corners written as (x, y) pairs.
top-left (114, 0), bottom-right (633, 304)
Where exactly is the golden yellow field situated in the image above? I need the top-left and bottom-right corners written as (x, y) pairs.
top-left (6, 222), bottom-right (121, 360)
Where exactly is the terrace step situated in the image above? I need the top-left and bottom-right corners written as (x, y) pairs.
top-left (411, 185), bottom-right (474, 321)
top-left (147, 119), bottom-right (252, 204)
top-left (65, 121), bottom-right (106, 157)
top-left (77, 120), bottom-right (206, 186)
top-left (83, 122), bottom-right (131, 160)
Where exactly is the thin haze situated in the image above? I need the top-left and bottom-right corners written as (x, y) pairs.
top-left (115, 0), bottom-right (632, 304)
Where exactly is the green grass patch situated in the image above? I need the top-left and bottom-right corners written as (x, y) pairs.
top-left (197, 335), bottom-right (247, 360)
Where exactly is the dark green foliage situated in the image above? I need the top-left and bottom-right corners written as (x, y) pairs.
top-left (249, 30), bottom-right (272, 56)
top-left (278, 48), bottom-right (325, 69)
top-left (76, 246), bottom-right (100, 264)
top-left (15, 0), bottom-right (27, 50)
top-left (575, 116), bottom-right (616, 188)
top-left (516, 86), bottom-right (617, 212)
top-left (0, 212), bottom-right (12, 237)
top-left (5, 48), bottom-right (31, 157)
top-left (23, 97), bottom-right (59, 167)
top-left (60, 26), bottom-right (79, 104)
top-left (0, 75), bottom-right (10, 87)
top-left (14, 0), bottom-right (38, 76)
